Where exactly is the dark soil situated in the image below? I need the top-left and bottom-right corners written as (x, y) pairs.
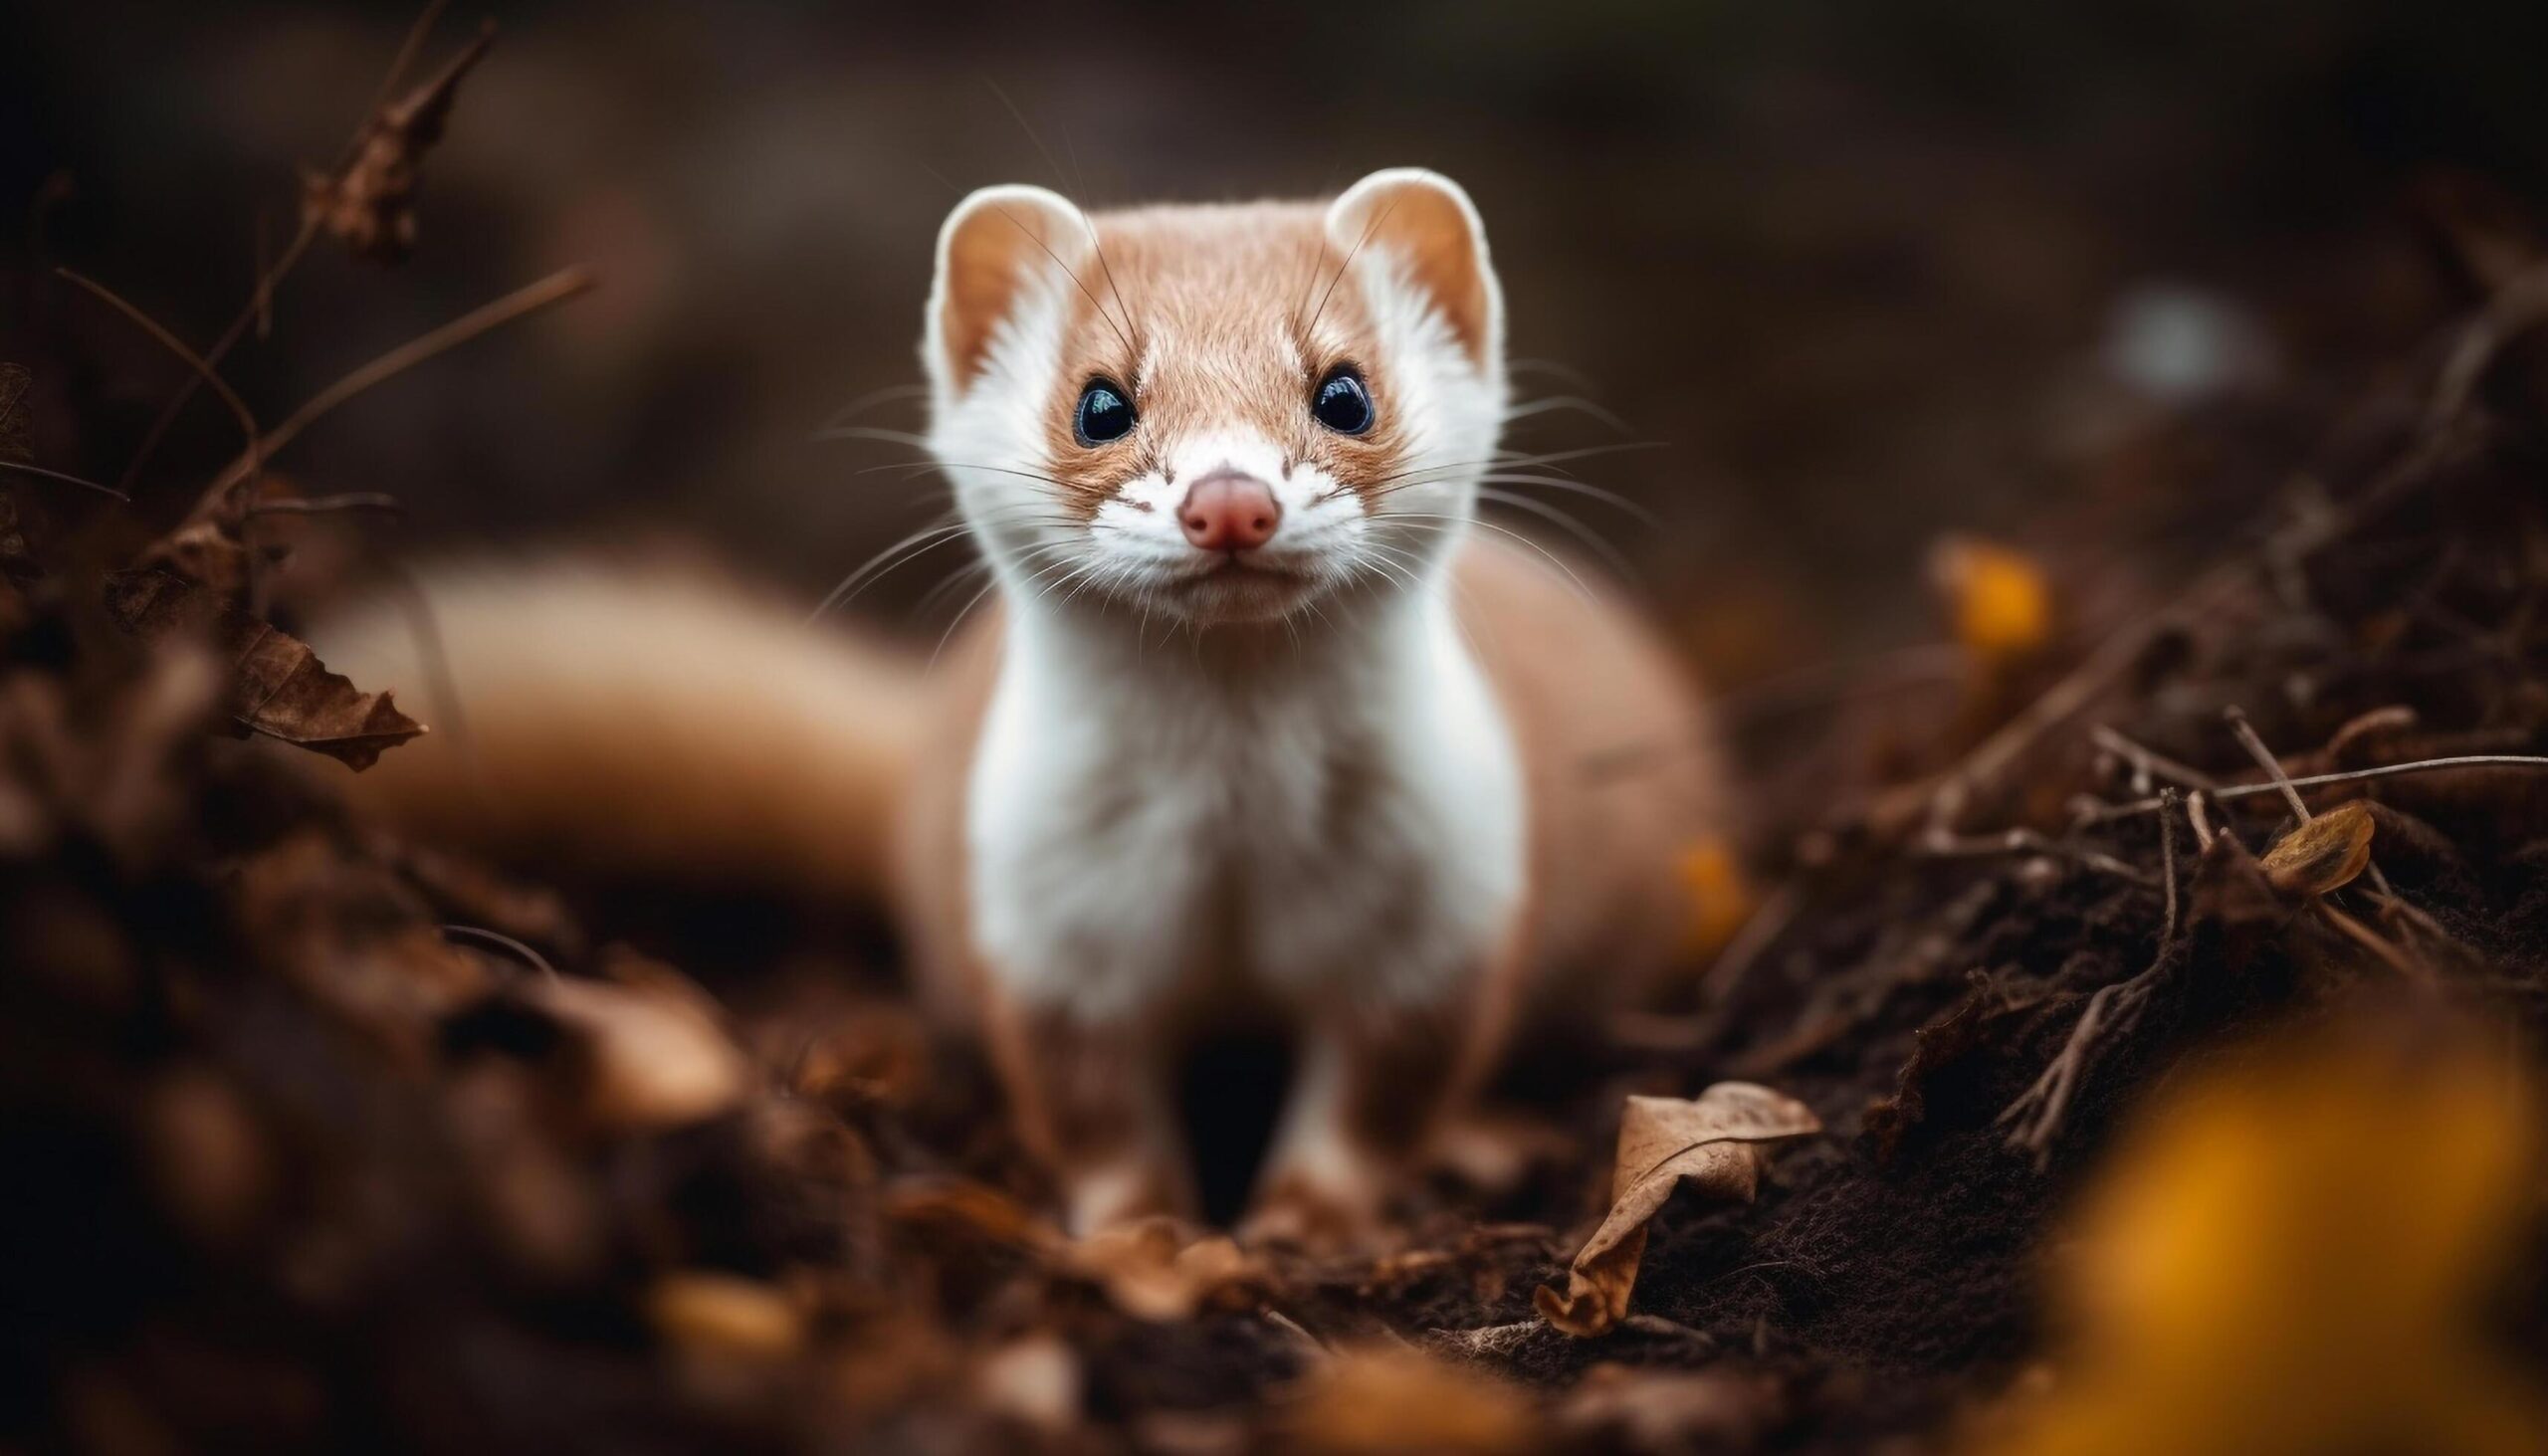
top-left (7, 40), bottom-right (2548, 1455)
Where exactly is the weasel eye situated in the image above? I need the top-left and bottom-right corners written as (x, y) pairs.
top-left (1074, 378), bottom-right (1136, 446)
top-left (1311, 367), bottom-right (1374, 435)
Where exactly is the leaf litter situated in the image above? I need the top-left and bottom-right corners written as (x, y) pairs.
top-left (7, 11), bottom-right (2548, 1454)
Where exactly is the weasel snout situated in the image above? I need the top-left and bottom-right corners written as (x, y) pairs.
top-left (1178, 471), bottom-right (1282, 553)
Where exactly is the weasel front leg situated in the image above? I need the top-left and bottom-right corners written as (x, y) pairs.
top-left (1242, 984), bottom-right (1496, 1250)
top-left (979, 984), bottom-right (1193, 1235)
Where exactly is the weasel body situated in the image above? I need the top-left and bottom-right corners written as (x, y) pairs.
top-left (325, 170), bottom-right (1721, 1241)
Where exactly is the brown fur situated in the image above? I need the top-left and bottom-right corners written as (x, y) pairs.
top-left (986, 203), bottom-right (1418, 519)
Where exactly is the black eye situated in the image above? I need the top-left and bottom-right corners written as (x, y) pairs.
top-left (1074, 378), bottom-right (1136, 446)
top-left (1311, 367), bottom-right (1374, 435)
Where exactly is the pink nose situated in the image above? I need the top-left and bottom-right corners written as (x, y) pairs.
top-left (1178, 472), bottom-right (1281, 553)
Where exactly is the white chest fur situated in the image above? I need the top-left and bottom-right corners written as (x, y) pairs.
top-left (963, 588), bottom-right (1527, 1025)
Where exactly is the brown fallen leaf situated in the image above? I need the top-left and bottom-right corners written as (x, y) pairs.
top-left (1535, 1083), bottom-right (1819, 1338)
top-left (646, 1271), bottom-right (802, 1358)
top-left (302, 22), bottom-right (496, 264)
top-left (2258, 800), bottom-right (2376, 898)
top-left (105, 566), bottom-right (424, 769)
top-left (1065, 1218), bottom-right (1266, 1322)
top-left (533, 976), bottom-right (749, 1132)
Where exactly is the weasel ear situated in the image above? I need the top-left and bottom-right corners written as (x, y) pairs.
top-left (1324, 168), bottom-right (1501, 371)
top-left (926, 184), bottom-right (1093, 394)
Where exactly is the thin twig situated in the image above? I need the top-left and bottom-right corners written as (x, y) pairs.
top-left (57, 268), bottom-right (266, 497)
top-left (1917, 825), bottom-right (2157, 886)
top-left (114, 221), bottom-right (315, 495)
top-left (2223, 708), bottom-right (2311, 822)
top-left (244, 493), bottom-right (404, 519)
top-left (2227, 704), bottom-right (2406, 904)
top-left (0, 458), bottom-right (129, 502)
top-left (1926, 558), bottom-right (2249, 834)
top-left (2157, 788), bottom-right (2181, 941)
top-left (374, 556), bottom-right (475, 769)
top-left (2426, 261), bottom-right (2548, 433)
top-left (1698, 879), bottom-right (1805, 1005)
top-left (1998, 799), bottom-right (2183, 1167)
top-left (2185, 789), bottom-right (2218, 852)
top-left (1259, 1306), bottom-right (1331, 1361)
top-left (202, 265), bottom-right (596, 506)
top-left (2080, 754), bottom-right (2548, 822)
top-left (442, 924), bottom-right (558, 983)
top-left (2090, 724), bottom-right (2219, 795)
top-left (117, 0), bottom-right (454, 494)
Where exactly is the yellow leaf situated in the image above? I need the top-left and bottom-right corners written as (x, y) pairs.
top-left (2257, 801), bottom-right (2376, 898)
top-left (1931, 535), bottom-right (2054, 662)
top-left (1676, 836), bottom-right (1758, 956)
top-left (1980, 1018), bottom-right (2547, 1456)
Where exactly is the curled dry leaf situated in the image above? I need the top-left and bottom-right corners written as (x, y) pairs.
top-left (302, 23), bottom-right (495, 263)
top-left (1064, 1218), bottom-right (1265, 1322)
top-left (1536, 1083), bottom-right (1820, 1339)
top-left (104, 567), bottom-right (424, 769)
top-left (533, 976), bottom-right (748, 1132)
top-left (2258, 800), bottom-right (2377, 898)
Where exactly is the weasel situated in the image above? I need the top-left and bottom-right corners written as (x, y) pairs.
top-left (320, 169), bottom-right (1722, 1243)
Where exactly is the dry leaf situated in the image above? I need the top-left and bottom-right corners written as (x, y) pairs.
top-left (105, 567), bottom-right (424, 769)
top-left (302, 24), bottom-right (495, 263)
top-left (1931, 534), bottom-right (2054, 663)
top-left (1982, 1017), bottom-right (2547, 1456)
top-left (1535, 1083), bottom-right (1819, 1338)
top-left (1065, 1218), bottom-right (1264, 1321)
top-left (533, 977), bottom-right (748, 1131)
top-left (2258, 800), bottom-right (2376, 898)
top-left (646, 1271), bottom-right (802, 1358)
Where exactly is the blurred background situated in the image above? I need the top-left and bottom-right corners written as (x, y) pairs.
top-left (9, 0), bottom-right (2548, 679)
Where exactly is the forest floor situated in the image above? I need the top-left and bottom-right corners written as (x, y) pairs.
top-left (7, 27), bottom-right (2548, 1456)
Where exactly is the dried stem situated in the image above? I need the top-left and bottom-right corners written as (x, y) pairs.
top-left (0, 458), bottom-right (129, 503)
top-left (442, 924), bottom-right (558, 983)
top-left (112, 0), bottom-right (459, 495)
top-left (244, 493), bottom-right (404, 519)
top-left (2079, 754), bottom-right (2548, 822)
top-left (201, 265), bottom-right (596, 509)
top-left (1698, 880), bottom-right (1805, 1005)
top-left (1998, 796), bottom-right (2184, 1167)
top-left (2223, 708), bottom-right (2311, 821)
top-left (57, 268), bottom-right (266, 500)
top-left (1916, 825), bottom-right (2156, 886)
top-left (2091, 724), bottom-right (2219, 795)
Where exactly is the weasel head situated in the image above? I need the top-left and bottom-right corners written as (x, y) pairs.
top-left (921, 169), bottom-right (1506, 628)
